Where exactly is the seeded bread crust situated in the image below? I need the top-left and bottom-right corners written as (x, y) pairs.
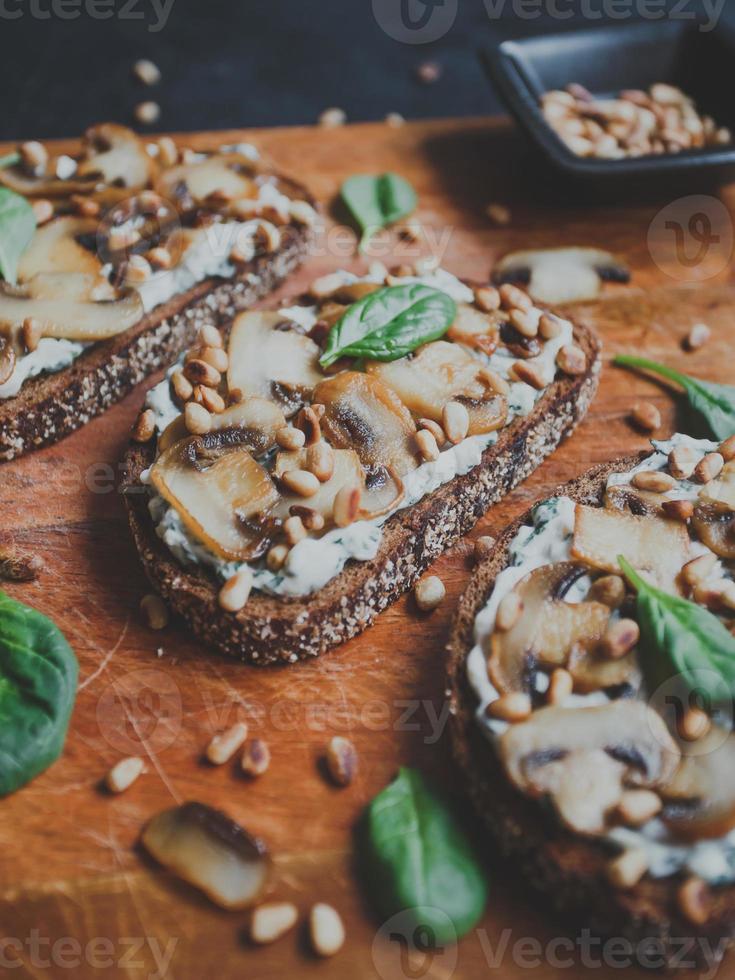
top-left (0, 219), bottom-right (312, 462)
top-left (122, 318), bottom-right (600, 665)
top-left (446, 458), bottom-right (735, 967)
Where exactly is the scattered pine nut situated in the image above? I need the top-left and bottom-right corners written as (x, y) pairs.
top-left (694, 452), bottom-right (724, 484)
top-left (487, 692), bottom-right (532, 723)
top-left (498, 283), bottom-right (532, 312)
top-left (325, 736), bottom-right (357, 787)
top-left (442, 400), bottom-right (469, 444)
top-left (199, 386), bottom-right (226, 415)
top-left (123, 254), bottom-right (152, 283)
top-left (416, 428), bottom-right (440, 462)
top-left (556, 344), bottom-right (587, 376)
top-left (607, 849), bottom-right (649, 889)
top-left (679, 706), bottom-right (711, 742)
top-left (486, 203), bottom-right (511, 226)
top-left (284, 515), bottom-right (308, 546)
top-left (267, 544), bottom-right (290, 571)
top-left (416, 60), bottom-right (441, 84)
top-left (589, 574), bottom-right (626, 608)
top-left (132, 58), bottom-right (161, 85)
top-left (385, 112), bottom-right (405, 128)
top-left (146, 246), bottom-right (173, 270)
top-left (276, 426), bottom-right (306, 451)
top-left (414, 575), bottom-right (445, 612)
top-left (309, 272), bottom-right (344, 299)
top-left (21, 317), bottom-right (43, 353)
top-left (548, 668), bottom-right (574, 705)
top-left (218, 569), bottom-right (253, 613)
top-left (171, 370), bottom-right (193, 403)
top-left (617, 789), bottom-right (662, 826)
top-left (309, 904), bottom-right (345, 957)
top-left (199, 346), bottom-right (229, 373)
top-left (681, 553), bottom-right (717, 587)
top-left (668, 445), bottom-right (697, 479)
top-left (539, 313), bottom-right (563, 339)
top-left (281, 469), bottom-right (320, 498)
top-left (70, 193), bottom-right (100, 217)
top-left (184, 358), bottom-right (221, 389)
top-left (20, 140), bottom-right (47, 175)
top-left (418, 417), bottom-right (445, 444)
top-left (296, 405), bottom-right (322, 445)
top-left (184, 401), bottom-right (212, 434)
top-left (473, 535), bottom-right (496, 563)
top-left (719, 435), bottom-right (735, 462)
top-left (105, 756), bottom-right (144, 794)
top-left (307, 442), bottom-right (335, 483)
top-left (474, 285), bottom-right (501, 311)
top-left (132, 408), bottom-right (156, 443)
top-left (140, 593), bottom-right (169, 630)
top-left (333, 485), bottom-right (361, 528)
top-left (478, 367), bottom-right (510, 396)
top-left (510, 361), bottom-right (545, 390)
top-left (677, 876), bottom-right (713, 925)
top-left (290, 505), bottom-right (325, 532)
top-left (199, 323), bottom-right (224, 349)
top-left (31, 198), bottom-right (53, 224)
top-left (318, 107), bottom-right (346, 128)
top-left (599, 619), bottom-right (639, 659)
top-left (206, 722), bottom-right (248, 766)
top-left (496, 591), bottom-right (523, 631)
top-left (241, 738), bottom-right (271, 777)
top-left (134, 101), bottom-right (160, 125)
top-left (631, 470), bottom-right (676, 493)
top-left (251, 902), bottom-right (298, 945)
top-left (685, 322), bottom-right (711, 351)
top-left (631, 402), bottom-right (661, 433)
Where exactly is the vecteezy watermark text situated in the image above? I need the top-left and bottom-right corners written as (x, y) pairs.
top-left (0, 0), bottom-right (175, 32)
top-left (0, 931), bottom-right (177, 978)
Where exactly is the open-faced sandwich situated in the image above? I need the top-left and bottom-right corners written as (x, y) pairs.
top-left (448, 432), bottom-right (735, 963)
top-left (123, 263), bottom-right (600, 664)
top-left (0, 123), bottom-right (316, 460)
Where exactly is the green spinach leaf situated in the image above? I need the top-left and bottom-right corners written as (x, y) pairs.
top-left (0, 152), bottom-right (20, 170)
top-left (0, 591), bottom-right (78, 796)
top-left (618, 556), bottom-right (735, 705)
top-left (0, 186), bottom-right (35, 284)
top-left (341, 173), bottom-right (417, 251)
top-left (615, 355), bottom-right (735, 441)
top-left (319, 283), bottom-right (456, 367)
top-left (361, 767), bottom-right (487, 944)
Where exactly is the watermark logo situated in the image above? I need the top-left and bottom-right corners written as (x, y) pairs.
top-left (371, 0), bottom-right (458, 43)
top-left (648, 194), bottom-right (733, 281)
top-left (96, 668), bottom-right (182, 755)
top-left (0, 0), bottom-right (175, 32)
top-left (372, 909), bottom-right (458, 980)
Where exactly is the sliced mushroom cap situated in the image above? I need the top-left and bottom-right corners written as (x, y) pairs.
top-left (141, 802), bottom-right (271, 910)
top-left (605, 484), bottom-right (668, 518)
top-left (367, 341), bottom-right (507, 436)
top-left (17, 216), bottom-right (102, 282)
top-left (0, 337), bottom-right (15, 385)
top-left (360, 465), bottom-right (404, 519)
top-left (493, 247), bottom-right (630, 305)
top-left (500, 701), bottom-right (680, 836)
top-left (693, 463), bottom-right (735, 559)
top-left (0, 156), bottom-right (96, 199)
top-left (661, 728), bottom-right (735, 841)
top-left (571, 503), bottom-right (690, 594)
top-left (154, 153), bottom-right (258, 209)
top-left (158, 396), bottom-right (287, 455)
top-left (273, 447), bottom-right (363, 523)
top-left (314, 372), bottom-right (418, 477)
top-left (488, 563), bottom-right (610, 694)
top-left (568, 641), bottom-right (640, 694)
top-left (227, 311), bottom-right (322, 414)
top-left (447, 303), bottom-right (501, 352)
top-left (150, 435), bottom-right (279, 561)
top-left (77, 123), bottom-right (155, 190)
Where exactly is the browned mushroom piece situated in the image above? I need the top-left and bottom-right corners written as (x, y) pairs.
top-left (154, 152), bottom-right (258, 210)
top-left (227, 311), bottom-right (322, 414)
top-left (692, 462), bottom-right (735, 559)
top-left (158, 396), bottom-right (288, 456)
top-left (141, 802), bottom-right (271, 910)
top-left (273, 447), bottom-right (363, 523)
top-left (488, 562), bottom-right (610, 695)
top-left (493, 247), bottom-right (630, 305)
top-left (315, 372), bottom-right (418, 477)
top-left (0, 337), bottom-right (16, 386)
top-left (604, 484), bottom-right (668, 518)
top-left (367, 341), bottom-right (507, 436)
top-left (78, 123), bottom-right (156, 190)
top-left (499, 701), bottom-right (680, 836)
top-left (446, 303), bottom-right (502, 352)
top-left (568, 641), bottom-right (640, 693)
top-left (150, 434), bottom-right (279, 561)
top-left (17, 217), bottom-right (103, 282)
top-left (661, 728), bottom-right (735, 841)
top-left (571, 504), bottom-right (690, 594)
top-left (359, 465), bottom-right (405, 519)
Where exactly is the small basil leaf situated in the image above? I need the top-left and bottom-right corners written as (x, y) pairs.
top-left (362, 767), bottom-right (487, 944)
top-left (319, 284), bottom-right (456, 367)
top-left (341, 173), bottom-right (417, 251)
top-left (0, 591), bottom-right (78, 796)
top-left (0, 186), bottom-right (35, 285)
top-left (615, 355), bottom-right (735, 441)
top-left (618, 556), bottom-right (735, 705)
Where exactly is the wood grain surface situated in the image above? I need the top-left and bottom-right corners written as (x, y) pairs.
top-left (1, 117), bottom-right (734, 979)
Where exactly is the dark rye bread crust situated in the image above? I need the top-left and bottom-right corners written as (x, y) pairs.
top-left (0, 208), bottom-right (312, 462)
top-left (446, 457), bottom-right (735, 966)
top-left (122, 319), bottom-right (600, 665)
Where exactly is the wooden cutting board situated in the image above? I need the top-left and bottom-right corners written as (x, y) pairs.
top-left (1, 117), bottom-right (734, 979)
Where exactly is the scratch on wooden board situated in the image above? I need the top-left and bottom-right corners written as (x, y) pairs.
top-left (79, 618), bottom-right (129, 691)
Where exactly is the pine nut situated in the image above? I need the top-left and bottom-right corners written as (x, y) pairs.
top-left (418, 418), bottom-right (445, 443)
top-left (473, 535), bottom-right (496, 563)
top-left (677, 877), bottom-right (713, 926)
top-left (289, 504), bottom-right (325, 531)
top-left (106, 756), bottom-right (145, 794)
top-left (685, 322), bottom-right (711, 351)
top-left (509, 307), bottom-right (539, 338)
top-left (241, 738), bottom-right (271, 777)
top-left (718, 434), bottom-right (735, 461)
top-left (694, 452), bottom-right (724, 484)
top-left (296, 405), bottom-right (321, 446)
top-left (276, 426), bottom-right (306, 451)
top-left (206, 722), bottom-right (248, 765)
top-left (307, 442), bottom-right (335, 482)
top-left (123, 254), bottom-right (152, 283)
top-left (140, 593), bottom-right (169, 630)
top-left (251, 902), bottom-right (299, 945)
top-left (184, 358), bottom-right (221, 388)
top-left (281, 469), bottom-right (320, 498)
top-left (589, 574), bottom-right (626, 608)
top-left (20, 140), bottom-right (47, 174)
top-left (617, 789), bottom-right (662, 826)
top-left (607, 848), bottom-right (649, 889)
top-left (488, 692), bottom-right (532, 722)
top-left (309, 272), bottom-right (345, 299)
top-left (171, 370), bottom-right (193, 403)
top-left (198, 385), bottom-right (225, 415)
top-left (199, 323), bottom-right (224, 349)
top-left (486, 202), bottom-right (511, 226)
top-left (156, 136), bottom-right (179, 166)
top-left (200, 346), bottom-right (229, 373)
top-left (218, 569), bottom-right (253, 612)
top-left (474, 286), bottom-right (501, 312)
top-left (556, 344), bottom-right (587, 376)
top-left (325, 736), bottom-right (358, 787)
top-left (631, 470), bottom-right (676, 492)
top-left (134, 101), bottom-right (161, 125)
top-left (333, 485), bottom-right (361, 527)
top-left (284, 515), bottom-right (307, 545)
top-left (289, 200), bottom-right (318, 226)
top-left (668, 445), bottom-right (698, 479)
top-left (662, 499), bottom-right (694, 522)
top-left (539, 313), bottom-right (564, 339)
top-left (21, 317), bottom-right (43, 353)
top-left (309, 904), bottom-right (345, 957)
top-left (31, 198), bottom-right (53, 224)
top-left (548, 668), bottom-right (574, 704)
top-left (184, 401), bottom-right (211, 434)
top-left (442, 401), bottom-right (470, 444)
top-left (416, 428), bottom-right (440, 462)
top-left (679, 706), bottom-right (711, 742)
top-left (511, 361), bottom-right (546, 390)
top-left (631, 402), bottom-right (661, 433)
top-left (414, 575), bottom-right (446, 612)
top-left (499, 283), bottom-right (532, 312)
top-left (132, 408), bottom-right (156, 443)
top-left (132, 58), bottom-right (161, 86)
top-left (478, 367), bottom-right (510, 395)
top-left (70, 194), bottom-right (100, 217)
top-left (317, 107), bottom-right (347, 128)
top-left (600, 619), bottom-right (639, 659)
top-left (682, 553), bottom-right (717, 587)
top-left (146, 246), bottom-right (172, 270)
top-left (267, 544), bottom-right (289, 571)
top-left (496, 591), bottom-right (523, 631)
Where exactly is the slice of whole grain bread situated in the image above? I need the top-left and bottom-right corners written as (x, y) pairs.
top-left (446, 456), bottom-right (735, 968)
top-left (122, 318), bottom-right (600, 665)
top-left (0, 217), bottom-right (312, 462)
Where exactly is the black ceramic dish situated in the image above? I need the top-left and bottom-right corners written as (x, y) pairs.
top-left (483, 20), bottom-right (735, 190)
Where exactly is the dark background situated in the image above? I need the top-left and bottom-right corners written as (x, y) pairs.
top-left (1, 0), bottom-right (731, 139)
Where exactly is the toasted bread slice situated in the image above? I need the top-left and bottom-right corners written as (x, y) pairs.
top-left (447, 456), bottom-right (735, 967)
top-left (122, 303), bottom-right (600, 665)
